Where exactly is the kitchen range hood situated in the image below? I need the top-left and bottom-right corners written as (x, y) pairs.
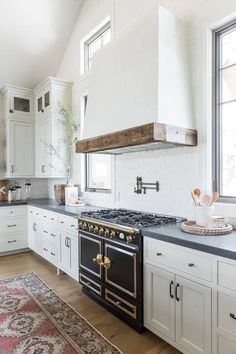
top-left (76, 122), bottom-right (197, 154)
top-left (77, 6), bottom-right (197, 155)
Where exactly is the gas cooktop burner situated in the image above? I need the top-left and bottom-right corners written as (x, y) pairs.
top-left (81, 208), bottom-right (180, 229)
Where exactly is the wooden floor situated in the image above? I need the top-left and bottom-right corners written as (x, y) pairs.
top-left (0, 251), bottom-right (180, 354)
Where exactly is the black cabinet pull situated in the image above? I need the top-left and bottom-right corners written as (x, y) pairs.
top-left (7, 224), bottom-right (16, 228)
top-left (175, 283), bottom-right (180, 301)
top-left (230, 313), bottom-right (236, 320)
top-left (51, 252), bottom-right (56, 256)
top-left (7, 240), bottom-right (16, 243)
top-left (43, 230), bottom-right (48, 234)
top-left (188, 263), bottom-right (195, 267)
top-left (43, 247), bottom-right (48, 252)
top-left (156, 252), bottom-right (162, 256)
top-left (65, 237), bottom-right (68, 247)
top-left (169, 281), bottom-right (174, 299)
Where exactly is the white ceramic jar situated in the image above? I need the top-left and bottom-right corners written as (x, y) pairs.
top-left (195, 206), bottom-right (214, 228)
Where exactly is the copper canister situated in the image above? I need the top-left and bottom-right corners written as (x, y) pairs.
top-left (0, 180), bottom-right (10, 202)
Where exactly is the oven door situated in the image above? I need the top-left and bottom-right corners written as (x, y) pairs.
top-left (79, 232), bottom-right (102, 279)
top-left (104, 243), bottom-right (138, 299)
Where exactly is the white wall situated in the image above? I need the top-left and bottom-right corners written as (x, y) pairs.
top-left (56, 0), bottom-right (236, 220)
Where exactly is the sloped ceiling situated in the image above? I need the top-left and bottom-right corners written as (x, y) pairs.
top-left (0, 0), bottom-right (83, 89)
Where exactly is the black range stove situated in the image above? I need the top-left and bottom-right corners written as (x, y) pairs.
top-left (81, 208), bottom-right (179, 229)
top-left (78, 208), bottom-right (184, 332)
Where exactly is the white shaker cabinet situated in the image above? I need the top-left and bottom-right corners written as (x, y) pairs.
top-left (144, 265), bottom-right (175, 340)
top-left (9, 120), bottom-right (34, 177)
top-left (144, 238), bottom-right (212, 354)
top-left (1, 85), bottom-right (34, 178)
top-left (35, 115), bottom-right (51, 177)
top-left (35, 77), bottom-right (73, 178)
top-left (59, 231), bottom-right (78, 280)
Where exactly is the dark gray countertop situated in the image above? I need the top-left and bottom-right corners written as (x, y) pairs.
top-left (143, 223), bottom-right (236, 260)
top-left (1, 199), bottom-right (236, 260)
top-left (28, 198), bottom-right (103, 217)
top-left (0, 200), bottom-right (28, 207)
top-left (0, 198), bottom-right (102, 217)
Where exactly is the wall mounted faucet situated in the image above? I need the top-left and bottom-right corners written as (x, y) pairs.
top-left (134, 176), bottom-right (160, 195)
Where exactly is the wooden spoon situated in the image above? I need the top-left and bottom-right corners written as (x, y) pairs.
top-left (203, 194), bottom-right (211, 206)
top-left (193, 188), bottom-right (201, 206)
top-left (209, 192), bottom-right (220, 206)
top-left (191, 190), bottom-right (199, 206)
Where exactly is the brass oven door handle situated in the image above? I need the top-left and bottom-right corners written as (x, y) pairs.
top-left (93, 254), bottom-right (111, 269)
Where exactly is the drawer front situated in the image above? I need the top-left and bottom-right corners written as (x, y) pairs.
top-left (58, 214), bottom-right (78, 233)
top-left (41, 210), bottom-right (58, 225)
top-left (218, 291), bottom-right (236, 337)
top-left (80, 272), bottom-right (102, 296)
top-left (0, 218), bottom-right (26, 235)
top-left (0, 233), bottom-right (27, 252)
top-left (0, 206), bottom-right (26, 218)
top-left (42, 223), bottom-right (58, 245)
top-left (105, 289), bottom-right (137, 320)
top-left (218, 261), bottom-right (236, 292)
top-left (42, 242), bottom-right (58, 266)
top-left (145, 238), bottom-right (212, 281)
top-left (28, 207), bottom-right (42, 218)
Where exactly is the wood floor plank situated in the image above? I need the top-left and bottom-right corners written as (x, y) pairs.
top-left (0, 252), bottom-right (181, 354)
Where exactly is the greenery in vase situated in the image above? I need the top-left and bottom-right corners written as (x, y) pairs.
top-left (43, 104), bottom-right (79, 183)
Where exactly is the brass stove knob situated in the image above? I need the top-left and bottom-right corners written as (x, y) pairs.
top-left (94, 226), bottom-right (99, 233)
top-left (99, 227), bottom-right (104, 235)
top-left (82, 223), bottom-right (87, 229)
top-left (89, 225), bottom-right (94, 232)
top-left (110, 230), bottom-right (116, 238)
top-left (126, 235), bottom-right (133, 243)
top-left (105, 228), bottom-right (110, 237)
top-left (79, 222), bottom-right (83, 228)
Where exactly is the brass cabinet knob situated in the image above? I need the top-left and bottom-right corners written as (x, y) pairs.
top-left (99, 227), bottom-right (104, 235)
top-left (105, 228), bottom-right (110, 236)
top-left (126, 235), bottom-right (133, 243)
top-left (110, 230), bottom-right (116, 238)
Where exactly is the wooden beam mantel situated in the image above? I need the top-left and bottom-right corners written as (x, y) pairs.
top-left (76, 122), bottom-right (197, 154)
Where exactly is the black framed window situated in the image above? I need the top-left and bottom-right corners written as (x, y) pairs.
top-left (85, 154), bottom-right (112, 193)
top-left (213, 21), bottom-right (236, 201)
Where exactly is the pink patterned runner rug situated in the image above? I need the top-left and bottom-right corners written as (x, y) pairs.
top-left (0, 272), bottom-right (122, 354)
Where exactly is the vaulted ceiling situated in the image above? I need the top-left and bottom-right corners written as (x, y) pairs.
top-left (0, 0), bottom-right (83, 89)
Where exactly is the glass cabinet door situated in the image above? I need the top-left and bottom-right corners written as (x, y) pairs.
top-left (44, 91), bottom-right (50, 109)
top-left (37, 97), bottom-right (43, 112)
top-left (13, 96), bottom-right (30, 113)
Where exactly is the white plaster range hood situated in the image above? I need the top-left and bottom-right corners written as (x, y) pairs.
top-left (76, 6), bottom-right (197, 155)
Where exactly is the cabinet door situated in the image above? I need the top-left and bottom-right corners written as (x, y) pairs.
top-left (144, 264), bottom-right (175, 340)
top-left (217, 335), bottom-right (236, 354)
top-left (10, 121), bottom-right (34, 176)
top-left (59, 232), bottom-right (78, 279)
top-left (175, 275), bottom-right (211, 354)
top-left (36, 117), bottom-right (51, 176)
top-left (59, 232), bottom-right (71, 271)
top-left (28, 216), bottom-right (37, 252)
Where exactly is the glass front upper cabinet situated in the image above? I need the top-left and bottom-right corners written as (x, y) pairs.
top-left (37, 90), bottom-right (50, 113)
top-left (10, 96), bottom-right (31, 114)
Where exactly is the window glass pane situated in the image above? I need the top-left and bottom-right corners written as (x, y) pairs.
top-left (221, 102), bottom-right (236, 197)
top-left (85, 23), bottom-right (111, 72)
top-left (87, 154), bottom-right (112, 190)
top-left (221, 29), bottom-right (236, 67)
top-left (221, 65), bottom-right (236, 102)
top-left (102, 28), bottom-right (111, 45)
